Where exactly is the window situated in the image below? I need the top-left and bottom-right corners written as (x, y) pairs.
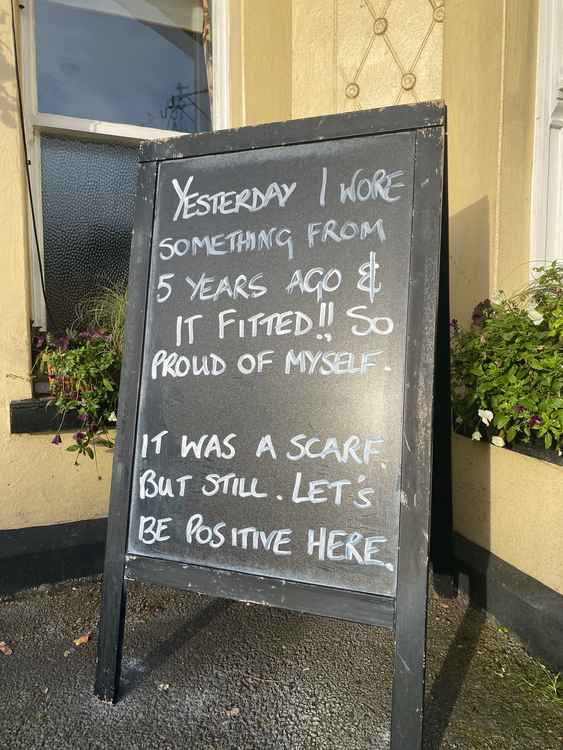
top-left (20, 0), bottom-right (216, 330)
top-left (531, 0), bottom-right (563, 267)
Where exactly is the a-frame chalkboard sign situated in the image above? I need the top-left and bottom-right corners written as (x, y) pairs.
top-left (95, 102), bottom-right (446, 749)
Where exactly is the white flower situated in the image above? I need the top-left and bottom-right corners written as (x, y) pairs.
top-left (527, 305), bottom-right (544, 326)
top-left (108, 411), bottom-right (117, 423)
top-left (491, 291), bottom-right (505, 305)
top-left (491, 436), bottom-right (505, 447)
top-left (478, 409), bottom-right (494, 426)
top-left (472, 431), bottom-right (482, 441)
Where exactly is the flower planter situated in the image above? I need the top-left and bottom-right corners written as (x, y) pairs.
top-left (452, 433), bottom-right (563, 596)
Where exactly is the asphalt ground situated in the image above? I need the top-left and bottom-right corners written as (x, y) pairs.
top-left (0, 577), bottom-right (561, 749)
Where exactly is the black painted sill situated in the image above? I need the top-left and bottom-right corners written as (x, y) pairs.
top-left (10, 398), bottom-right (82, 434)
top-left (454, 431), bottom-right (563, 468)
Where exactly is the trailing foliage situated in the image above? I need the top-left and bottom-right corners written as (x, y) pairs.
top-left (451, 263), bottom-right (563, 454)
top-left (73, 284), bottom-right (127, 358)
top-left (34, 286), bottom-right (126, 470)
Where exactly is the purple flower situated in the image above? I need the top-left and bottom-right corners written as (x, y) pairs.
top-left (528, 415), bottom-right (542, 427)
top-left (513, 404), bottom-right (525, 414)
top-left (73, 431), bottom-right (86, 444)
top-left (79, 413), bottom-right (90, 425)
top-left (51, 434), bottom-right (62, 445)
top-left (56, 335), bottom-right (70, 351)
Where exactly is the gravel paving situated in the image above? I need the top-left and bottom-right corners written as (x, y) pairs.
top-left (0, 577), bottom-right (561, 749)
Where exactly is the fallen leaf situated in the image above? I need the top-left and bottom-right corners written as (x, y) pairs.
top-left (158, 683), bottom-right (170, 692)
top-left (73, 633), bottom-right (92, 647)
top-left (63, 650), bottom-right (72, 658)
top-left (0, 641), bottom-right (13, 656)
top-left (225, 707), bottom-right (240, 717)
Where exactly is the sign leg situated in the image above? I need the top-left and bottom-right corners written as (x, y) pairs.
top-left (390, 577), bottom-right (428, 749)
top-left (94, 161), bottom-right (158, 704)
top-left (94, 566), bottom-right (127, 703)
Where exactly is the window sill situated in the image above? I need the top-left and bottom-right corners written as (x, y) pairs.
top-left (10, 398), bottom-right (82, 435)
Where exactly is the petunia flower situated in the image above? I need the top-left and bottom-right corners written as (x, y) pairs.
top-left (107, 412), bottom-right (117, 423)
top-left (528, 415), bottom-right (542, 427)
top-left (491, 436), bottom-right (505, 447)
top-left (513, 404), bottom-right (525, 414)
top-left (491, 291), bottom-right (505, 305)
top-left (527, 305), bottom-right (544, 326)
top-left (472, 431), bottom-right (482, 441)
top-left (51, 434), bottom-right (62, 445)
top-left (73, 431), bottom-right (86, 444)
top-left (478, 409), bottom-right (494, 426)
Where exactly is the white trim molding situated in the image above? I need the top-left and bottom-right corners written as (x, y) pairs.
top-left (212, 0), bottom-right (231, 131)
top-left (531, 0), bottom-right (563, 267)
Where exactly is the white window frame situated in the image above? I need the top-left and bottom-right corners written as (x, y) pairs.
top-left (19, 0), bottom-right (230, 329)
top-left (531, 0), bottom-right (563, 269)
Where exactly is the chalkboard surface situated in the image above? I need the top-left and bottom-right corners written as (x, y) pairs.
top-left (96, 107), bottom-right (446, 742)
top-left (126, 131), bottom-right (416, 598)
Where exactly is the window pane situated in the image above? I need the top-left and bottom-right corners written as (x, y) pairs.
top-left (35, 0), bottom-right (210, 132)
top-left (41, 135), bottom-right (138, 329)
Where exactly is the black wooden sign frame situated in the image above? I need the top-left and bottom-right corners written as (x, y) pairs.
top-left (95, 102), bottom-right (446, 750)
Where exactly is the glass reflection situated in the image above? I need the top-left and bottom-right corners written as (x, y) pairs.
top-left (35, 0), bottom-right (210, 131)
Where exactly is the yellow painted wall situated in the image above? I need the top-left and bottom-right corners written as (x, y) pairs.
top-left (444, 0), bottom-right (539, 323)
top-left (0, 0), bottom-right (112, 531)
top-left (237, 0), bottom-right (292, 126)
top-left (1, 0), bottom-right (561, 598)
top-left (443, 0), bottom-right (563, 597)
top-left (290, 0), bottom-right (563, 596)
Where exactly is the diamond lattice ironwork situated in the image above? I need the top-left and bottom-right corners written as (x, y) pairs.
top-left (341, 0), bottom-right (445, 110)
